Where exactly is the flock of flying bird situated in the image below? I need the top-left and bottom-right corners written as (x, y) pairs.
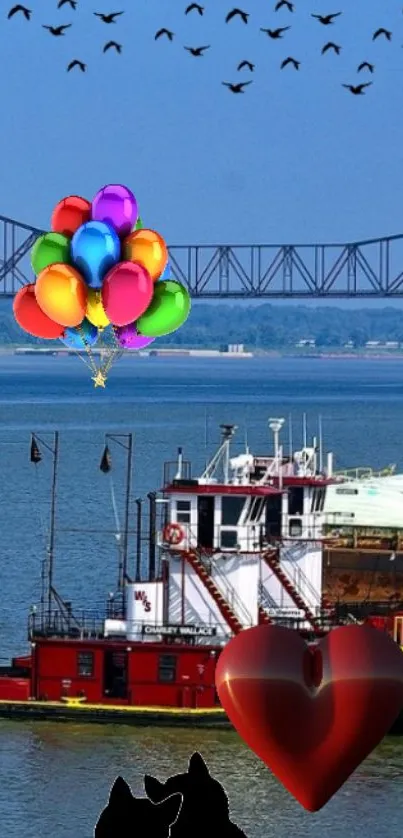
top-left (5, 1), bottom-right (398, 92)
top-left (6, 1), bottom-right (124, 72)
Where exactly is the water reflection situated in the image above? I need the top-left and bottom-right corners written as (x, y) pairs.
top-left (0, 723), bottom-right (402, 838)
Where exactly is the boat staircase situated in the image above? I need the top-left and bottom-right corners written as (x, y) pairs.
top-left (258, 583), bottom-right (276, 625)
top-left (261, 547), bottom-right (323, 634)
top-left (181, 548), bottom-right (261, 635)
top-left (258, 605), bottom-right (272, 625)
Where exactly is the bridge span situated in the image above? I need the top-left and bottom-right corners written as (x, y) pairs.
top-left (0, 214), bottom-right (403, 299)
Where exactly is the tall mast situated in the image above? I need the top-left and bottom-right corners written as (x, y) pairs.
top-left (31, 431), bottom-right (59, 631)
top-left (100, 433), bottom-right (134, 617)
top-left (318, 414), bottom-right (323, 474)
top-left (122, 433), bottom-right (133, 589)
top-left (48, 431), bottom-right (59, 625)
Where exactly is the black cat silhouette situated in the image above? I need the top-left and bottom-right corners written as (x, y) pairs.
top-left (144, 752), bottom-right (248, 837)
top-left (95, 776), bottom-right (182, 837)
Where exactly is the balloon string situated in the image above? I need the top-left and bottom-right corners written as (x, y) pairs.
top-left (78, 326), bottom-right (98, 375)
top-left (99, 325), bottom-right (123, 376)
top-left (73, 350), bottom-right (96, 373)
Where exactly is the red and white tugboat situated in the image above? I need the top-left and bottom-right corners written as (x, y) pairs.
top-left (0, 421), bottom-right (403, 729)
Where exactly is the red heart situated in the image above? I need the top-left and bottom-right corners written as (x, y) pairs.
top-left (215, 624), bottom-right (403, 811)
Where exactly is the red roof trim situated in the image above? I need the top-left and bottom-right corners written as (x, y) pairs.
top-left (278, 477), bottom-right (339, 486)
top-left (163, 484), bottom-right (282, 496)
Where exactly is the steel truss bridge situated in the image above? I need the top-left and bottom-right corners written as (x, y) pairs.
top-left (2, 214), bottom-right (403, 299)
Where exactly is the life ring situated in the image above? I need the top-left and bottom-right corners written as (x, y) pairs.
top-left (163, 522), bottom-right (185, 545)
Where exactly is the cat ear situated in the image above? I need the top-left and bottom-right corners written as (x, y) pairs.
top-left (157, 792), bottom-right (182, 825)
top-left (188, 752), bottom-right (210, 778)
top-left (144, 774), bottom-right (166, 802)
top-left (109, 776), bottom-right (132, 804)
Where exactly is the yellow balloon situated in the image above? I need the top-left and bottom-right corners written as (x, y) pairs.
top-left (122, 229), bottom-right (168, 282)
top-left (85, 289), bottom-right (110, 330)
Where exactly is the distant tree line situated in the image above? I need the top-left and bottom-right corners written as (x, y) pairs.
top-left (3, 300), bottom-right (403, 348)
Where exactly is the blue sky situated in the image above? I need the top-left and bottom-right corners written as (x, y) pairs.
top-left (1, 0), bottom-right (402, 253)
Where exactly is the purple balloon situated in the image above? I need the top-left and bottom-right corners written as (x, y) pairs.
top-left (115, 322), bottom-right (155, 350)
top-left (91, 184), bottom-right (138, 238)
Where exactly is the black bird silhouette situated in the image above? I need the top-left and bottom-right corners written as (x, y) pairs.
top-left (275, 0), bottom-right (294, 10)
top-left (103, 40), bottom-right (121, 52)
top-left (312, 12), bottom-right (341, 24)
top-left (43, 23), bottom-right (71, 34)
top-left (67, 59), bottom-right (85, 71)
top-left (95, 777), bottom-right (182, 838)
top-left (281, 56), bottom-right (299, 69)
top-left (372, 28), bottom-right (391, 40)
top-left (184, 45), bottom-right (210, 55)
top-left (58, 0), bottom-right (76, 8)
top-left (7, 5), bottom-right (31, 19)
top-left (237, 60), bottom-right (254, 70)
top-left (222, 80), bottom-right (252, 92)
top-left (357, 61), bottom-right (374, 73)
top-left (321, 41), bottom-right (341, 54)
top-left (185, 3), bottom-right (204, 14)
top-left (342, 82), bottom-right (372, 94)
top-left (155, 28), bottom-right (174, 40)
top-left (94, 11), bottom-right (123, 23)
top-left (260, 26), bottom-right (290, 38)
top-left (226, 8), bottom-right (249, 23)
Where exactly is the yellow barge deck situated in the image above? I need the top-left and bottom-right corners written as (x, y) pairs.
top-left (0, 699), bottom-right (231, 728)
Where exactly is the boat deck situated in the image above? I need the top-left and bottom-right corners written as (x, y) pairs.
top-left (0, 699), bottom-right (231, 728)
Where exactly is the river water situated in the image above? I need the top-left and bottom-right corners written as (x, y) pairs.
top-left (0, 354), bottom-right (403, 837)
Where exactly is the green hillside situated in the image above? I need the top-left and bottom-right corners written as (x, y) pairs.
top-left (4, 299), bottom-right (403, 349)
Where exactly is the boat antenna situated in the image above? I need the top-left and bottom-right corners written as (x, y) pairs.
top-left (288, 413), bottom-right (293, 460)
top-left (101, 434), bottom-right (134, 616)
top-left (268, 418), bottom-right (284, 470)
top-left (220, 424), bottom-right (236, 483)
top-left (318, 414), bottom-right (323, 474)
top-left (244, 421), bottom-right (249, 454)
top-left (303, 412), bottom-right (307, 450)
top-left (204, 407), bottom-right (208, 472)
top-left (30, 432), bottom-right (59, 630)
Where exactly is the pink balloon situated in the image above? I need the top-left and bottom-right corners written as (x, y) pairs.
top-left (101, 261), bottom-right (154, 327)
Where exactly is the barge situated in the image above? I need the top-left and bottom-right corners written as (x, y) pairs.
top-left (2, 420), bottom-right (403, 729)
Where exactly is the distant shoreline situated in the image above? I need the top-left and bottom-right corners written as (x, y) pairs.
top-left (3, 346), bottom-right (403, 360)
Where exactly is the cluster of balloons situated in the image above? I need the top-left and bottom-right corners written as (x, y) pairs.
top-left (12, 184), bottom-right (191, 369)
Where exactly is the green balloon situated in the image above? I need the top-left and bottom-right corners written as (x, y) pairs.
top-left (31, 232), bottom-right (71, 275)
top-left (137, 280), bottom-right (191, 338)
top-left (134, 216), bottom-right (143, 230)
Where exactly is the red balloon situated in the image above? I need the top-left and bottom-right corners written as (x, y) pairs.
top-left (51, 195), bottom-right (91, 237)
top-left (101, 261), bottom-right (154, 327)
top-left (216, 624), bottom-right (403, 811)
top-left (13, 284), bottom-right (65, 339)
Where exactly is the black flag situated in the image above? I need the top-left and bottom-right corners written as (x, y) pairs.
top-left (30, 436), bottom-right (42, 464)
top-left (100, 445), bottom-right (112, 473)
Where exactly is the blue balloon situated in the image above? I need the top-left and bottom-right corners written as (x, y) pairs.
top-left (71, 221), bottom-right (121, 290)
top-left (160, 261), bottom-right (171, 280)
top-left (61, 318), bottom-right (98, 349)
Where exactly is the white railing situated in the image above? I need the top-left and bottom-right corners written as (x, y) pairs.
top-left (195, 547), bottom-right (254, 627)
top-left (279, 543), bottom-right (322, 612)
top-left (334, 464), bottom-right (396, 480)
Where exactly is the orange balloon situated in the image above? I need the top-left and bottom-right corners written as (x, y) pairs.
top-left (35, 263), bottom-right (88, 328)
top-left (122, 228), bottom-right (168, 282)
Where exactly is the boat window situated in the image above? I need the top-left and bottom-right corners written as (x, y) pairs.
top-left (221, 496), bottom-right (245, 525)
top-left (176, 500), bottom-right (191, 523)
top-left (77, 651), bottom-right (94, 677)
top-left (220, 531), bottom-right (238, 549)
top-left (248, 497), bottom-right (266, 522)
top-left (335, 487), bottom-right (358, 495)
top-left (158, 654), bottom-right (177, 683)
top-left (289, 518), bottom-right (302, 537)
top-left (288, 487), bottom-right (304, 516)
top-left (311, 488), bottom-right (326, 513)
